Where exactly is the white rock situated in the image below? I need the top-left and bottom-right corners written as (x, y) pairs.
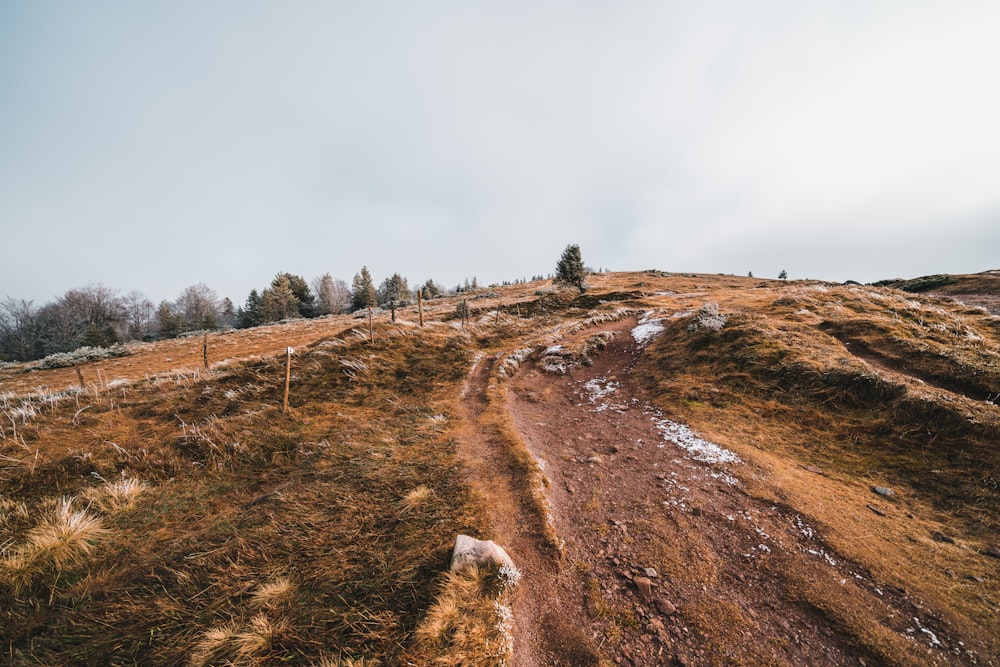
top-left (450, 534), bottom-right (516, 572)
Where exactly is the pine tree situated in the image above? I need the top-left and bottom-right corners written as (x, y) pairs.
top-left (237, 290), bottom-right (264, 328)
top-left (420, 279), bottom-right (442, 300)
top-left (351, 266), bottom-right (377, 311)
top-left (275, 272), bottom-right (316, 317)
top-left (554, 244), bottom-right (587, 291)
top-left (778, 269), bottom-right (788, 280)
top-left (262, 274), bottom-right (300, 321)
top-left (156, 301), bottom-right (180, 339)
top-left (377, 273), bottom-right (411, 308)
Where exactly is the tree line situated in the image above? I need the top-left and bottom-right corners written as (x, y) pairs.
top-left (0, 268), bottom-right (449, 363)
top-left (1, 245), bottom-right (592, 363)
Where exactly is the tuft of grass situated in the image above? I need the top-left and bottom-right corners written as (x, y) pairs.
top-left (91, 476), bottom-right (148, 514)
top-left (249, 576), bottom-right (295, 609)
top-left (189, 621), bottom-right (240, 666)
top-left (398, 485), bottom-right (434, 517)
top-left (190, 614), bottom-right (286, 666)
top-left (410, 564), bottom-right (518, 666)
top-left (2, 497), bottom-right (108, 593)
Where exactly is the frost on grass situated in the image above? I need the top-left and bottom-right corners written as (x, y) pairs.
top-left (28, 344), bottom-right (132, 370)
top-left (650, 411), bottom-right (741, 464)
top-left (632, 310), bottom-right (665, 348)
top-left (497, 347), bottom-right (536, 379)
top-left (687, 302), bottom-right (727, 332)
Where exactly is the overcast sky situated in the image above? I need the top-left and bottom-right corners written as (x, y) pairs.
top-left (2, 1), bottom-right (999, 306)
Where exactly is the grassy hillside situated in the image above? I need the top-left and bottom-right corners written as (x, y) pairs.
top-left (1, 271), bottom-right (998, 665)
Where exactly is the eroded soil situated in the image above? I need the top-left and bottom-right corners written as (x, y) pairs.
top-left (472, 318), bottom-right (980, 666)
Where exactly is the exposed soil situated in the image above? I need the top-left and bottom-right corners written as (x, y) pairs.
top-left (460, 318), bottom-right (978, 666)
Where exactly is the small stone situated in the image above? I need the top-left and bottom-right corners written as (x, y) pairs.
top-left (565, 483), bottom-right (575, 494)
top-left (871, 486), bottom-right (896, 498)
top-left (655, 597), bottom-right (677, 615)
top-left (983, 547), bottom-right (1000, 559)
top-left (609, 444), bottom-right (621, 454)
top-left (800, 464), bottom-right (825, 475)
top-left (968, 575), bottom-right (986, 584)
top-left (620, 569), bottom-right (633, 581)
top-left (932, 531), bottom-right (955, 544)
top-left (866, 504), bottom-right (886, 517)
top-left (644, 567), bottom-right (659, 578)
top-left (587, 455), bottom-right (602, 464)
top-left (649, 618), bottom-right (665, 633)
top-left (634, 576), bottom-right (653, 598)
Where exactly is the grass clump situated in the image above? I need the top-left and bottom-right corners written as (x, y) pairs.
top-left (1, 497), bottom-right (108, 594)
top-left (409, 564), bottom-right (519, 666)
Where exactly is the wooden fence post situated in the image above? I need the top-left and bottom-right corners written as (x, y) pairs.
top-left (418, 291), bottom-right (424, 327)
top-left (368, 306), bottom-right (374, 343)
top-left (203, 333), bottom-right (209, 369)
top-left (282, 347), bottom-right (293, 414)
top-left (76, 367), bottom-right (86, 390)
top-left (495, 301), bottom-right (502, 324)
top-left (462, 299), bottom-right (468, 328)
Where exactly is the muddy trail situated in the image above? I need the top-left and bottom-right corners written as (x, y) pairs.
top-left (456, 354), bottom-right (604, 666)
top-left (467, 318), bottom-right (975, 666)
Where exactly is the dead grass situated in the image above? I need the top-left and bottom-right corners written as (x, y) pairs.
top-left (1, 271), bottom-right (997, 664)
top-left (407, 564), bottom-right (518, 666)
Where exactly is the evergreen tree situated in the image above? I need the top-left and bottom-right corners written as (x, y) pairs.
top-left (156, 301), bottom-right (180, 339)
top-left (778, 269), bottom-right (788, 280)
top-left (377, 273), bottom-right (411, 308)
top-left (218, 298), bottom-right (236, 328)
top-left (351, 266), bottom-right (377, 311)
top-left (554, 243), bottom-right (587, 291)
top-left (274, 272), bottom-right (316, 317)
top-left (237, 289), bottom-right (264, 328)
top-left (261, 274), bottom-right (300, 321)
top-left (420, 279), bottom-right (442, 300)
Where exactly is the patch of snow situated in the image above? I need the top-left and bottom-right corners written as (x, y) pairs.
top-left (794, 516), bottom-right (814, 539)
top-left (710, 471), bottom-right (740, 486)
top-left (651, 413), bottom-right (741, 464)
top-left (583, 377), bottom-right (619, 403)
top-left (631, 320), bottom-right (665, 347)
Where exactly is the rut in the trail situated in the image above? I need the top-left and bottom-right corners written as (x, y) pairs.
top-left (456, 354), bottom-right (602, 667)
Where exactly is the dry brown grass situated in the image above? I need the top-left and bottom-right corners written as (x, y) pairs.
top-left (1, 496), bottom-right (108, 594)
top-left (0, 271), bottom-right (997, 664)
top-left (408, 563), bottom-right (518, 666)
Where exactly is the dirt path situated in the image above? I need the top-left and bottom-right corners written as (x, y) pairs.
top-left (455, 354), bottom-right (603, 666)
top-left (502, 319), bottom-right (966, 666)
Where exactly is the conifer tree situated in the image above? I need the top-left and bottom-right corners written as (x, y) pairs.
top-left (275, 272), bottom-right (316, 317)
top-left (156, 301), bottom-right (180, 339)
top-left (351, 266), bottom-right (377, 311)
top-left (377, 273), bottom-right (410, 308)
top-left (262, 274), bottom-right (300, 321)
top-left (554, 243), bottom-right (587, 292)
top-left (237, 290), bottom-right (263, 328)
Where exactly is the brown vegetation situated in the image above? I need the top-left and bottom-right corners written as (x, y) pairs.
top-left (1, 271), bottom-right (997, 665)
